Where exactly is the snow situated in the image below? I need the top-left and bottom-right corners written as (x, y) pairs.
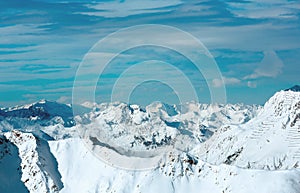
top-left (0, 134), bottom-right (29, 193)
top-left (3, 130), bottom-right (61, 193)
top-left (198, 90), bottom-right (300, 170)
top-left (0, 89), bottom-right (299, 193)
top-left (47, 137), bottom-right (300, 193)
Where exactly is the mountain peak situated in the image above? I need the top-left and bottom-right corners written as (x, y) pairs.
top-left (1, 100), bottom-right (75, 127)
top-left (284, 85), bottom-right (300, 92)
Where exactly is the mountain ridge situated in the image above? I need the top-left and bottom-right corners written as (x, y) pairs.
top-left (284, 85), bottom-right (300, 92)
top-left (0, 88), bottom-right (300, 193)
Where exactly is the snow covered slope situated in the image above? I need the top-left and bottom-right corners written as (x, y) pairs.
top-left (1, 131), bottom-right (299, 193)
top-left (197, 90), bottom-right (300, 170)
top-left (1, 88), bottom-right (300, 193)
top-left (47, 137), bottom-right (300, 193)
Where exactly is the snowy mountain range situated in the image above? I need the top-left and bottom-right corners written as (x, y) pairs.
top-left (0, 86), bottom-right (300, 193)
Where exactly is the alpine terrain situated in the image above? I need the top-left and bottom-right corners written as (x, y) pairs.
top-left (0, 86), bottom-right (300, 193)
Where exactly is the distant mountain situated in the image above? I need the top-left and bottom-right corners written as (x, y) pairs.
top-left (75, 101), bottom-right (261, 158)
top-left (0, 100), bottom-right (75, 127)
top-left (284, 85), bottom-right (300, 92)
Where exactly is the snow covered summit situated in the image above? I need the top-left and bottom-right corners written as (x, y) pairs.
top-left (198, 88), bottom-right (300, 170)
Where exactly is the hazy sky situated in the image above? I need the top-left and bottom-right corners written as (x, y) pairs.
top-left (0, 0), bottom-right (299, 106)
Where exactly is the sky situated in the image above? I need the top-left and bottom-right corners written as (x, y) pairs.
top-left (0, 0), bottom-right (300, 107)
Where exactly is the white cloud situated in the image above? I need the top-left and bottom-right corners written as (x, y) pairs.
top-left (244, 50), bottom-right (283, 79)
top-left (212, 77), bottom-right (241, 88)
top-left (247, 81), bottom-right (257, 88)
top-left (227, 0), bottom-right (300, 19)
top-left (188, 23), bottom-right (300, 51)
top-left (0, 24), bottom-right (50, 37)
top-left (56, 96), bottom-right (71, 104)
top-left (82, 0), bottom-right (182, 18)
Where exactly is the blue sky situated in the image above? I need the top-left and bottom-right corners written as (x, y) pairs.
top-left (0, 0), bottom-right (299, 106)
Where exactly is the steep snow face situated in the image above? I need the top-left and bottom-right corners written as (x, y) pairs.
top-left (0, 134), bottom-right (29, 193)
top-left (197, 90), bottom-right (300, 170)
top-left (3, 130), bottom-right (63, 193)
